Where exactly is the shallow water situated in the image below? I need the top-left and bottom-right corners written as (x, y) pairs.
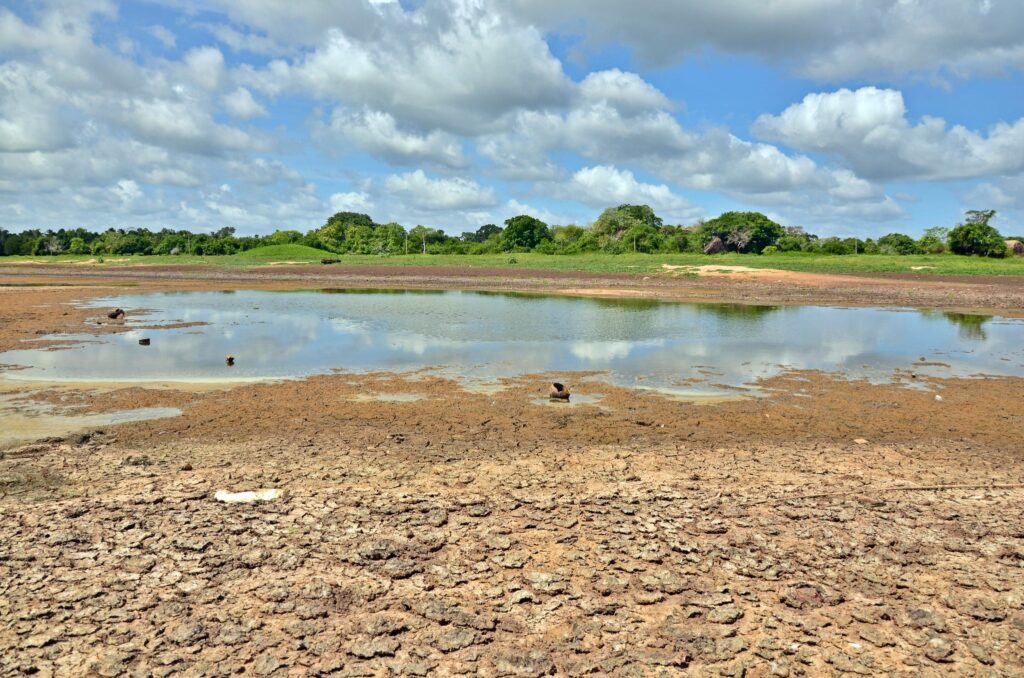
top-left (0, 395), bottom-right (181, 448)
top-left (1, 289), bottom-right (1023, 396)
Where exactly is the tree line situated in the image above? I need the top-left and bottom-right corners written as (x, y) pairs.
top-left (0, 206), bottom-right (1018, 258)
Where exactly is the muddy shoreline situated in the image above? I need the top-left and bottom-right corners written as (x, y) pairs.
top-left (4, 260), bottom-right (1024, 314)
top-left (1, 269), bottom-right (1023, 676)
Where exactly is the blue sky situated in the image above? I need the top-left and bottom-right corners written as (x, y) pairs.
top-left (1, 1), bottom-right (1023, 237)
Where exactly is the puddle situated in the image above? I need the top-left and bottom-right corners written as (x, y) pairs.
top-left (0, 290), bottom-right (1022, 397)
top-left (0, 395), bottom-right (181, 448)
top-left (530, 393), bottom-right (606, 407)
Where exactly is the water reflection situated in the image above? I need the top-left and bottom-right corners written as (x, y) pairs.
top-left (0, 290), bottom-right (1020, 396)
top-left (942, 313), bottom-right (991, 341)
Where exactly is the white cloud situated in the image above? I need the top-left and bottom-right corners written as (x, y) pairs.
top-left (383, 170), bottom-right (498, 211)
top-left (965, 176), bottom-right (1024, 231)
top-left (148, 25), bottom-right (176, 48)
top-left (0, 63), bottom-right (74, 152)
top-left (321, 108), bottom-right (467, 167)
top-left (116, 98), bottom-right (261, 155)
top-left (329, 191), bottom-right (374, 213)
top-left (579, 69), bottom-right (674, 113)
top-left (510, 0), bottom-right (1024, 80)
top-left (753, 87), bottom-right (1024, 181)
top-left (240, 0), bottom-right (572, 135)
top-left (183, 46), bottom-right (226, 91)
top-left (564, 165), bottom-right (699, 220)
top-left (221, 86), bottom-right (268, 119)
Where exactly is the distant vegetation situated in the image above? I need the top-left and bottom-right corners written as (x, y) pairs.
top-left (1, 206), bottom-right (1019, 259)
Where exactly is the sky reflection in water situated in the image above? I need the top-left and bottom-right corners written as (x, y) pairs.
top-left (1, 289), bottom-right (1022, 396)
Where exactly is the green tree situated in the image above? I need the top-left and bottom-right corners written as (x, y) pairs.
top-left (462, 223), bottom-right (502, 243)
top-left (551, 225), bottom-right (586, 252)
top-left (502, 215), bottom-right (551, 251)
top-left (697, 212), bottom-right (784, 253)
top-left (948, 220), bottom-right (1007, 258)
top-left (918, 226), bottom-right (949, 254)
top-left (407, 225), bottom-right (447, 254)
top-left (621, 223), bottom-right (664, 252)
top-left (877, 233), bottom-right (921, 255)
top-left (68, 237), bottom-right (88, 254)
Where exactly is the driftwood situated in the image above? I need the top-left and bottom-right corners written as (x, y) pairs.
top-left (107, 308), bottom-right (125, 320)
top-left (703, 236), bottom-right (725, 255)
top-left (549, 382), bottom-right (570, 400)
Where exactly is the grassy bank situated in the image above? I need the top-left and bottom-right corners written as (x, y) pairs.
top-left (3, 245), bottom-right (1024, 276)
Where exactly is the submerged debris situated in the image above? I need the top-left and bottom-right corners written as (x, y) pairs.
top-left (138, 338), bottom-right (150, 346)
top-left (225, 355), bottom-right (235, 366)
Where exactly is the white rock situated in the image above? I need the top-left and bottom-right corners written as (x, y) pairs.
top-left (214, 489), bottom-right (282, 503)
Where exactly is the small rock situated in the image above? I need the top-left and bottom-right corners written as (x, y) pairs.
top-left (708, 606), bottom-right (744, 624)
top-left (431, 628), bottom-right (477, 653)
top-left (349, 637), bottom-right (400, 658)
top-left (168, 622), bottom-right (207, 645)
top-left (924, 637), bottom-right (954, 663)
top-left (253, 654), bottom-right (283, 676)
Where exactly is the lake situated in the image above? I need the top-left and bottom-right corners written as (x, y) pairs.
top-left (1, 289), bottom-right (1022, 397)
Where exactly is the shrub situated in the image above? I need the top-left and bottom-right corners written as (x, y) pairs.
top-left (877, 233), bottom-right (921, 255)
top-left (761, 245), bottom-right (778, 255)
top-left (948, 222), bottom-right (1007, 258)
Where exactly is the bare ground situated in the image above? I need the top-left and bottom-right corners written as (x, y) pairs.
top-left (1, 270), bottom-right (1023, 676)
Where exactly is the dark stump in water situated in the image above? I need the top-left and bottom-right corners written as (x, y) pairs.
top-left (549, 382), bottom-right (570, 400)
top-left (138, 338), bottom-right (150, 346)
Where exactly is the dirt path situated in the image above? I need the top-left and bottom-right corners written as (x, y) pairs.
top-left (1, 276), bottom-right (1023, 676)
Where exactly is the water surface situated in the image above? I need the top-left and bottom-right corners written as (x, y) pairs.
top-left (1, 289), bottom-right (1022, 396)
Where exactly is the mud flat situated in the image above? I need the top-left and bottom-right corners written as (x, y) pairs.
top-left (1, 272), bottom-right (1023, 676)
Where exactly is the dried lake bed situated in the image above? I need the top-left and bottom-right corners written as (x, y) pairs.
top-left (1, 274), bottom-right (1023, 676)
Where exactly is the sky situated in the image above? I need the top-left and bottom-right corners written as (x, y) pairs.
top-left (1, 0), bottom-right (1023, 238)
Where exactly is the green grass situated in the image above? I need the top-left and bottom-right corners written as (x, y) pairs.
top-left (4, 250), bottom-right (1024, 276)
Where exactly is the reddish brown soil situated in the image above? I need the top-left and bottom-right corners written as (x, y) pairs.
top-left (1, 271), bottom-right (1023, 676)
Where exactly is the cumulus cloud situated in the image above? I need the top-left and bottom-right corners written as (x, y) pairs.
top-left (509, 0), bottom-right (1024, 79)
top-left (1, 0), bottom-right (1016, 235)
top-left (221, 87), bottom-right (268, 119)
top-left (182, 46), bottom-right (226, 91)
top-left (320, 108), bottom-right (467, 168)
top-left (563, 166), bottom-right (699, 220)
top-left (329, 191), bottom-right (375, 213)
top-left (241, 0), bottom-right (572, 135)
top-left (753, 87), bottom-right (1024, 181)
top-left (578, 69), bottom-right (674, 113)
top-left (383, 170), bottom-right (498, 211)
